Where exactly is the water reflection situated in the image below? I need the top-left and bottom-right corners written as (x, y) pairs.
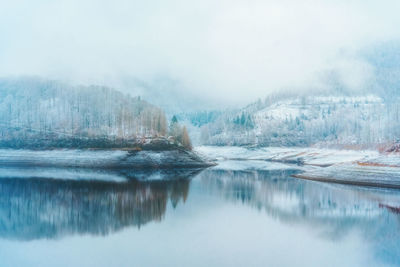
top-left (0, 169), bottom-right (196, 240)
top-left (198, 168), bottom-right (400, 265)
top-left (199, 168), bottom-right (400, 226)
top-left (1, 164), bottom-right (400, 265)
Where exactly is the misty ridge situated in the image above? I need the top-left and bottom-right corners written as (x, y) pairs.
top-left (1, 14), bottom-right (400, 152)
top-left (195, 91), bottom-right (400, 149)
top-left (2, 47), bottom-right (400, 152)
top-left (0, 77), bottom-right (192, 150)
top-left (176, 42), bottom-right (400, 149)
top-left (0, 75), bottom-right (399, 153)
top-left (1, 0), bottom-right (400, 153)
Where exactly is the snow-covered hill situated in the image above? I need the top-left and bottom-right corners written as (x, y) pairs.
top-left (199, 93), bottom-right (400, 148)
top-left (0, 77), bottom-right (169, 148)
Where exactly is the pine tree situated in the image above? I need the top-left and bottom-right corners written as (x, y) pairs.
top-left (240, 113), bottom-right (246, 126)
top-left (169, 115), bottom-right (180, 138)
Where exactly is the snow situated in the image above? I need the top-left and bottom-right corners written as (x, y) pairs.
top-left (197, 145), bottom-right (400, 188)
top-left (0, 149), bottom-right (128, 167)
top-left (211, 160), bottom-right (302, 171)
top-left (0, 166), bottom-right (128, 182)
top-left (195, 146), bottom-right (257, 160)
top-left (0, 77), bottom-right (169, 147)
top-left (296, 162), bottom-right (400, 188)
top-left (256, 104), bottom-right (302, 120)
top-left (0, 148), bottom-right (213, 169)
top-left (200, 93), bottom-right (394, 147)
top-left (196, 146), bottom-right (379, 166)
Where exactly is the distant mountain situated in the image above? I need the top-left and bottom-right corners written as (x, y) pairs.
top-left (110, 76), bottom-right (220, 115)
top-left (194, 42), bottom-right (400, 148)
top-left (199, 93), bottom-right (400, 148)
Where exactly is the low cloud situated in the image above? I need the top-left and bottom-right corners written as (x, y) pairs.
top-left (1, 0), bottom-right (400, 106)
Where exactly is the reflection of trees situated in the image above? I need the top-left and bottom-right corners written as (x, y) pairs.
top-left (0, 172), bottom-right (192, 240)
top-left (199, 168), bottom-right (400, 265)
top-left (199, 168), bottom-right (400, 230)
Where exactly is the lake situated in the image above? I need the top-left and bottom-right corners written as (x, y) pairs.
top-left (0, 162), bottom-right (399, 267)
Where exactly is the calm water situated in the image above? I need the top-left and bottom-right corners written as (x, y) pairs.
top-left (0, 163), bottom-right (399, 267)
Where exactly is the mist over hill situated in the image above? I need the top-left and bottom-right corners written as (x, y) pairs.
top-left (2, 42), bottom-right (400, 150)
top-left (176, 42), bottom-right (400, 148)
top-left (0, 77), bottom-right (170, 149)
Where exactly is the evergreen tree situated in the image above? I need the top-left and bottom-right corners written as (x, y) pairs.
top-left (240, 113), bottom-right (246, 125)
top-left (168, 116), bottom-right (192, 150)
top-left (169, 115), bottom-right (180, 138)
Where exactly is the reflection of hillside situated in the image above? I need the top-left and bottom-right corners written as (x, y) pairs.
top-left (199, 167), bottom-right (400, 264)
top-left (199, 168), bottom-right (400, 228)
top-left (0, 172), bottom-right (193, 240)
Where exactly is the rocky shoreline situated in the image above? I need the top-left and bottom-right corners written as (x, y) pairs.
top-left (0, 148), bottom-right (215, 169)
top-left (0, 138), bottom-right (215, 169)
top-left (196, 146), bottom-right (400, 189)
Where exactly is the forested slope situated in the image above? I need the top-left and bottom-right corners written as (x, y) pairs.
top-left (0, 77), bottom-right (170, 149)
top-left (199, 93), bottom-right (400, 148)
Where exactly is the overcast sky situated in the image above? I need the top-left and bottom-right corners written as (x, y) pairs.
top-left (1, 0), bottom-right (400, 106)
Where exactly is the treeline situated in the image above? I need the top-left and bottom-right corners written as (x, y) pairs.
top-left (176, 110), bottom-right (223, 127)
top-left (169, 115), bottom-right (192, 150)
top-left (0, 77), bottom-right (191, 150)
top-left (0, 177), bottom-right (191, 239)
top-left (199, 94), bottom-right (400, 147)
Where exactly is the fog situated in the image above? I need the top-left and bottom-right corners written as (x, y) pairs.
top-left (1, 0), bottom-right (400, 107)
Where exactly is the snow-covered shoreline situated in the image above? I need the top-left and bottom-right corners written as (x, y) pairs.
top-left (0, 148), bottom-right (215, 169)
top-left (1, 145), bottom-right (399, 188)
top-left (196, 146), bottom-right (400, 188)
top-left (195, 146), bottom-right (380, 165)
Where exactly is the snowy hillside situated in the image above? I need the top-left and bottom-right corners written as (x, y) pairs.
top-left (0, 77), bottom-right (169, 149)
top-left (199, 93), bottom-right (400, 148)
